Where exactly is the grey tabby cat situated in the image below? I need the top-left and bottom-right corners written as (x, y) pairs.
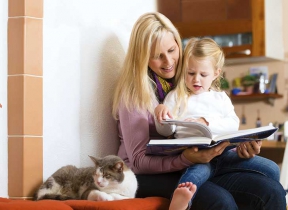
top-left (33, 155), bottom-right (138, 201)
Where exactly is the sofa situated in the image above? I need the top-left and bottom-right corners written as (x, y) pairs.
top-left (0, 197), bottom-right (170, 210)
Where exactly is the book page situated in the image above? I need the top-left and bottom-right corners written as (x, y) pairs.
top-left (162, 119), bottom-right (213, 138)
top-left (148, 137), bottom-right (212, 145)
top-left (213, 125), bottom-right (278, 142)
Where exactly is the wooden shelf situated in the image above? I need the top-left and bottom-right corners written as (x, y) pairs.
top-left (230, 93), bottom-right (283, 100)
top-left (230, 93), bottom-right (283, 106)
top-left (261, 140), bottom-right (286, 149)
top-left (259, 140), bottom-right (286, 164)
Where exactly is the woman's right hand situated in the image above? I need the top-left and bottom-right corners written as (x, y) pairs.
top-left (182, 141), bottom-right (230, 163)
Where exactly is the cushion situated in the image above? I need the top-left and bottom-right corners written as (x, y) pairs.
top-left (65, 197), bottom-right (170, 210)
top-left (0, 198), bottom-right (73, 210)
top-left (0, 197), bottom-right (170, 210)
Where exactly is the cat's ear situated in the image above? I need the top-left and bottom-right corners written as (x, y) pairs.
top-left (113, 162), bottom-right (124, 173)
top-left (89, 155), bottom-right (99, 166)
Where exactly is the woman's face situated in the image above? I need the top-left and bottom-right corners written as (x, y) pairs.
top-left (148, 32), bottom-right (179, 79)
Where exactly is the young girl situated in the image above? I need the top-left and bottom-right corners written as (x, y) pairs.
top-left (154, 37), bottom-right (239, 205)
top-left (155, 37), bottom-right (239, 138)
top-left (154, 37), bottom-right (286, 209)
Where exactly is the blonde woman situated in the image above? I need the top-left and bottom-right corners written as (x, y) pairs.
top-left (112, 11), bottom-right (226, 210)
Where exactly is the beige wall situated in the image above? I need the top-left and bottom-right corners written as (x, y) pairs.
top-left (283, 0), bottom-right (288, 59)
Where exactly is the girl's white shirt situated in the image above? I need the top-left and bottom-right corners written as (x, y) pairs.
top-left (155, 90), bottom-right (240, 138)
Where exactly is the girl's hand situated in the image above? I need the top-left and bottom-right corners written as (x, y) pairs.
top-left (182, 141), bottom-right (230, 163)
top-left (154, 104), bottom-right (173, 123)
top-left (236, 140), bottom-right (262, 159)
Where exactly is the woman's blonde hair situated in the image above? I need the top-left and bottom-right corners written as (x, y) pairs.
top-left (112, 12), bottom-right (183, 119)
top-left (173, 37), bottom-right (225, 117)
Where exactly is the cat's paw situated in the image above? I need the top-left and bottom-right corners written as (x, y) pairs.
top-left (88, 190), bottom-right (113, 201)
top-left (109, 193), bottom-right (130, 200)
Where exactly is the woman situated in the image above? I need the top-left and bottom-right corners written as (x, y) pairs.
top-left (112, 12), bottom-right (286, 210)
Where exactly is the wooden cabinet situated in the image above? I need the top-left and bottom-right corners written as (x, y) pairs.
top-left (157, 0), bottom-right (284, 65)
top-left (158, 0), bottom-right (252, 36)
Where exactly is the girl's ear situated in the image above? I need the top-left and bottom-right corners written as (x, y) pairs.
top-left (214, 69), bottom-right (221, 79)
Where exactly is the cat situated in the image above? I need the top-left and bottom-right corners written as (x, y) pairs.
top-left (33, 155), bottom-right (138, 201)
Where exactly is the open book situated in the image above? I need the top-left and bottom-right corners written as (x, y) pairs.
top-left (146, 119), bottom-right (278, 156)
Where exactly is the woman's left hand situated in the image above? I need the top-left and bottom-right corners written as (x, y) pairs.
top-left (236, 140), bottom-right (262, 159)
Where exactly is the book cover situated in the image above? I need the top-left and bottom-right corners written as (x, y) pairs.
top-left (146, 121), bottom-right (278, 156)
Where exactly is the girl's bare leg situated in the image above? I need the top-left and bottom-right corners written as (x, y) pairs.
top-left (169, 182), bottom-right (197, 210)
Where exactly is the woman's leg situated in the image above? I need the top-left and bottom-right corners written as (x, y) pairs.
top-left (210, 172), bottom-right (287, 210)
top-left (190, 181), bottom-right (238, 210)
top-left (213, 150), bottom-right (280, 181)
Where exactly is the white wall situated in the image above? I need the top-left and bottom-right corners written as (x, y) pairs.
top-left (265, 0), bottom-right (284, 60)
top-left (43, 0), bottom-right (157, 180)
top-left (283, 0), bottom-right (288, 58)
top-left (0, 0), bottom-right (8, 198)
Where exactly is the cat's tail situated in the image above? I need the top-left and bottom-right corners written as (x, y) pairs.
top-left (34, 194), bottom-right (76, 201)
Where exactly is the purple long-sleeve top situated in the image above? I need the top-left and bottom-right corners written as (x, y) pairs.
top-left (117, 102), bottom-right (192, 174)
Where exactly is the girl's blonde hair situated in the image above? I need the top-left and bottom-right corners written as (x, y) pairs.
top-left (173, 37), bottom-right (225, 117)
top-left (112, 12), bottom-right (183, 119)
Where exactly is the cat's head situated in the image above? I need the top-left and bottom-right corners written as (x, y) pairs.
top-left (89, 155), bottom-right (125, 188)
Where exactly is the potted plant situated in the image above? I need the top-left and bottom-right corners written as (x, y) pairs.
top-left (241, 74), bottom-right (257, 93)
top-left (220, 73), bottom-right (230, 90)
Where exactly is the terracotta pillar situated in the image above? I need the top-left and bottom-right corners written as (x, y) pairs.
top-left (8, 0), bottom-right (43, 199)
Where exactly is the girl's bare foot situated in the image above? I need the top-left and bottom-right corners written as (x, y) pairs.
top-left (169, 182), bottom-right (197, 210)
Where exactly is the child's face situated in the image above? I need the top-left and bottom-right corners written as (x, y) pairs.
top-left (185, 57), bottom-right (220, 95)
top-left (148, 32), bottom-right (179, 79)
